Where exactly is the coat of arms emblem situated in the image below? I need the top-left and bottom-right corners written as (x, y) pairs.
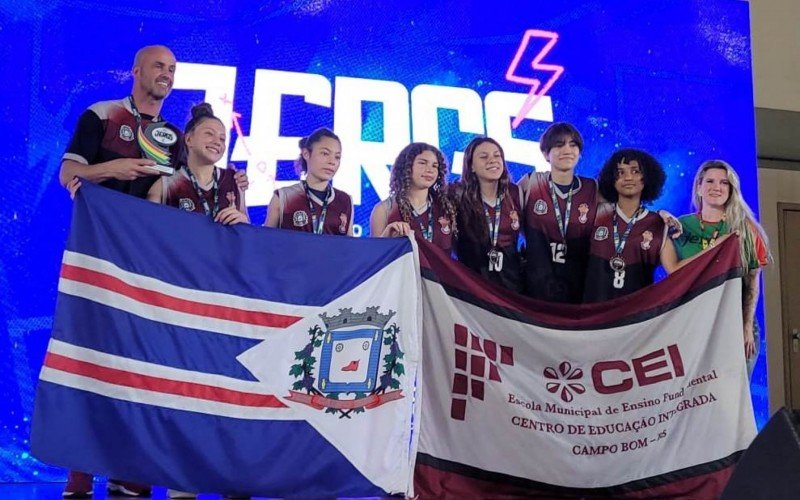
top-left (286, 307), bottom-right (405, 417)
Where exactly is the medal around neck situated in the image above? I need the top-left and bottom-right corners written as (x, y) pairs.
top-left (488, 248), bottom-right (504, 272)
top-left (138, 122), bottom-right (177, 175)
top-left (609, 256), bottom-right (626, 272)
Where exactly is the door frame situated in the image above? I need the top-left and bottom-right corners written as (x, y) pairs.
top-left (779, 202), bottom-right (800, 409)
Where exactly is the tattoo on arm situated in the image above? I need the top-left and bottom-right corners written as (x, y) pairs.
top-left (743, 269), bottom-right (761, 325)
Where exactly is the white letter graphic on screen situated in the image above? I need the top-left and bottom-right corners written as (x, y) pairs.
top-left (333, 77), bottom-right (411, 205)
top-left (231, 70), bottom-right (332, 206)
top-left (485, 91), bottom-right (553, 172)
top-left (172, 62), bottom-right (237, 169)
top-left (411, 85), bottom-right (485, 175)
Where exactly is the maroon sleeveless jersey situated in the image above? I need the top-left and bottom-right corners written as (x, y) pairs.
top-left (385, 196), bottom-right (453, 254)
top-left (454, 183), bottom-right (524, 292)
top-left (584, 203), bottom-right (666, 303)
top-left (520, 172), bottom-right (598, 303)
top-left (160, 167), bottom-right (241, 216)
top-left (275, 182), bottom-right (352, 235)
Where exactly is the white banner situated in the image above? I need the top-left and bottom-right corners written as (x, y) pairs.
top-left (415, 238), bottom-right (755, 498)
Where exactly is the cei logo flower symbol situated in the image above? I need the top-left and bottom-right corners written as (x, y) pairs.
top-left (544, 361), bottom-right (585, 402)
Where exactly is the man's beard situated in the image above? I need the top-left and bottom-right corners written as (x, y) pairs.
top-left (147, 88), bottom-right (169, 101)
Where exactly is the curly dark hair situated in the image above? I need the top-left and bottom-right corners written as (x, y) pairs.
top-left (597, 148), bottom-right (665, 203)
top-left (454, 137), bottom-right (510, 245)
top-left (389, 142), bottom-right (456, 231)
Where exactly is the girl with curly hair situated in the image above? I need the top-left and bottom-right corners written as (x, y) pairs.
top-left (370, 142), bottom-right (456, 253)
top-left (673, 160), bottom-right (771, 374)
top-left (583, 148), bottom-right (680, 302)
top-left (452, 137), bottom-right (524, 292)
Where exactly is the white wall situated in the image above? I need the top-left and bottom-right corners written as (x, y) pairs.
top-left (758, 165), bottom-right (800, 412)
top-left (748, 0), bottom-right (800, 413)
top-left (749, 0), bottom-right (800, 112)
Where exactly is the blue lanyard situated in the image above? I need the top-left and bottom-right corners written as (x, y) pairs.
top-left (548, 176), bottom-right (574, 243)
top-left (128, 95), bottom-right (161, 158)
top-left (413, 198), bottom-right (434, 242)
top-left (484, 194), bottom-right (503, 248)
top-left (612, 206), bottom-right (643, 256)
top-left (303, 181), bottom-right (331, 234)
top-left (184, 167), bottom-right (219, 218)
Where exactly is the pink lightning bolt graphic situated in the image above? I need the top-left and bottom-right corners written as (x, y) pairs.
top-left (506, 30), bottom-right (565, 129)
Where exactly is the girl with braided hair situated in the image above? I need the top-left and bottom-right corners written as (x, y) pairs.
top-left (370, 142), bottom-right (456, 253)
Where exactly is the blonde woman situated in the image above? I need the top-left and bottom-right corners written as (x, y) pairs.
top-left (673, 160), bottom-right (771, 375)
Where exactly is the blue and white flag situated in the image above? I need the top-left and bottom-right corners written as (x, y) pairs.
top-left (31, 182), bottom-right (421, 497)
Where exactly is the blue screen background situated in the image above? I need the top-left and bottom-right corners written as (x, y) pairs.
top-left (0, 0), bottom-right (764, 481)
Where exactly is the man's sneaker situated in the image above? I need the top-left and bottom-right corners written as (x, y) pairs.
top-left (167, 490), bottom-right (196, 499)
top-left (107, 480), bottom-right (152, 497)
top-left (62, 471), bottom-right (93, 498)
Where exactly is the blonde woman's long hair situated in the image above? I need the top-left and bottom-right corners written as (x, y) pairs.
top-left (692, 160), bottom-right (772, 269)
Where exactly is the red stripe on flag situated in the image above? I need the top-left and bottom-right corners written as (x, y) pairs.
top-left (61, 263), bottom-right (301, 328)
top-left (45, 352), bottom-right (288, 408)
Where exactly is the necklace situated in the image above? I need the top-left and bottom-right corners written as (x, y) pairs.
top-left (697, 213), bottom-right (727, 248)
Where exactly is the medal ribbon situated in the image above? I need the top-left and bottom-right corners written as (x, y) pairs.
top-left (484, 193), bottom-right (504, 249)
top-left (612, 205), bottom-right (643, 257)
top-left (184, 167), bottom-right (220, 218)
top-left (548, 176), bottom-right (574, 244)
top-left (303, 181), bottom-right (331, 234)
top-left (413, 197), bottom-right (434, 242)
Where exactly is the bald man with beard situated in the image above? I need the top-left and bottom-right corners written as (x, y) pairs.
top-left (60, 45), bottom-right (185, 203)
top-left (59, 45), bottom-right (179, 499)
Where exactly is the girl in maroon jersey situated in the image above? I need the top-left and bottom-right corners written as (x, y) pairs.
top-left (583, 148), bottom-right (680, 302)
top-left (265, 127), bottom-right (353, 236)
top-left (147, 103), bottom-right (248, 225)
top-left (452, 137), bottom-right (524, 292)
top-left (147, 102), bottom-right (248, 499)
top-left (370, 142), bottom-right (456, 253)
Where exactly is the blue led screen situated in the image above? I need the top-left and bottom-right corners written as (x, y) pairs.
top-left (0, 0), bottom-right (764, 481)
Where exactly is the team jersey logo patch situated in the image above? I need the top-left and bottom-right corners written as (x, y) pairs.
top-left (594, 226), bottom-right (609, 241)
top-left (119, 125), bottom-right (134, 142)
top-left (578, 203), bottom-right (590, 224)
top-left (438, 216), bottom-right (452, 235)
top-left (339, 213), bottom-right (348, 234)
top-left (533, 199), bottom-right (548, 215)
top-left (293, 210), bottom-right (309, 227)
top-left (178, 198), bottom-right (195, 212)
top-left (510, 210), bottom-right (520, 231)
top-left (641, 230), bottom-right (654, 250)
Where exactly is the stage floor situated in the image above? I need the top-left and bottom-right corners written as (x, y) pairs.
top-left (0, 483), bottom-right (274, 499)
